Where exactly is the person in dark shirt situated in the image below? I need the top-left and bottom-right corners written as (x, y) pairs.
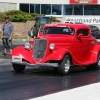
top-left (1, 16), bottom-right (14, 56)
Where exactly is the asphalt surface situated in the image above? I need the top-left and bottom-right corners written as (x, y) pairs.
top-left (0, 41), bottom-right (100, 100)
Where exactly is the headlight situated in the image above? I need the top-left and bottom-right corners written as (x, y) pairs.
top-left (49, 43), bottom-right (55, 50)
top-left (25, 43), bottom-right (30, 49)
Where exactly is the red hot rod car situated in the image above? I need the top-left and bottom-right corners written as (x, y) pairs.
top-left (11, 23), bottom-right (100, 75)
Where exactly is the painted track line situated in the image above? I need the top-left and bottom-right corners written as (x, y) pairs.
top-left (0, 58), bottom-right (10, 65)
top-left (29, 82), bottom-right (100, 100)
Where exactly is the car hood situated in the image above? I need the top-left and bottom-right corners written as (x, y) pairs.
top-left (35, 34), bottom-right (74, 50)
top-left (37, 34), bottom-right (74, 41)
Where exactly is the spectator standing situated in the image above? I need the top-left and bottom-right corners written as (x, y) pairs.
top-left (1, 16), bottom-right (14, 56)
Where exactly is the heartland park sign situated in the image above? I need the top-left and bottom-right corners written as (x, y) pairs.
top-left (64, 16), bottom-right (100, 24)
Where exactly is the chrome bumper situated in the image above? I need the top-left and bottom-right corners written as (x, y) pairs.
top-left (11, 61), bottom-right (59, 68)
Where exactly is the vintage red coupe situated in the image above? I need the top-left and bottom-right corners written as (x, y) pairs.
top-left (11, 23), bottom-right (100, 75)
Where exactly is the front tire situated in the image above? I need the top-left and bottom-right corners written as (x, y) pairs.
top-left (12, 64), bottom-right (25, 73)
top-left (58, 55), bottom-right (71, 75)
top-left (86, 53), bottom-right (100, 70)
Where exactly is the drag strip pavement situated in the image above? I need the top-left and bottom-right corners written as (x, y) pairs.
top-left (0, 41), bottom-right (100, 100)
top-left (0, 41), bottom-right (25, 65)
top-left (0, 54), bottom-right (10, 65)
top-left (0, 65), bottom-right (100, 100)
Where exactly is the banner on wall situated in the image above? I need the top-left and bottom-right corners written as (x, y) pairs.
top-left (64, 16), bottom-right (100, 24)
top-left (70, 0), bottom-right (98, 4)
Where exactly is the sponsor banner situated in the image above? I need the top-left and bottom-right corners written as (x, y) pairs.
top-left (65, 16), bottom-right (100, 24)
top-left (70, 0), bottom-right (98, 4)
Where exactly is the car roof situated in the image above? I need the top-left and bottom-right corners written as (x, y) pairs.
top-left (44, 23), bottom-right (90, 29)
top-left (89, 25), bottom-right (95, 26)
top-left (88, 25), bottom-right (98, 27)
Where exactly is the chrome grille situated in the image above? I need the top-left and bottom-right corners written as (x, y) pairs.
top-left (34, 39), bottom-right (47, 58)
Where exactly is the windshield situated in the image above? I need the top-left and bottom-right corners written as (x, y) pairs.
top-left (40, 18), bottom-right (50, 24)
top-left (40, 18), bottom-right (51, 30)
top-left (44, 27), bottom-right (75, 35)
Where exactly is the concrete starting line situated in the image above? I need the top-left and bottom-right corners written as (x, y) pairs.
top-left (30, 82), bottom-right (100, 100)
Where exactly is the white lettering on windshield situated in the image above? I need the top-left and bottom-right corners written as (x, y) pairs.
top-left (45, 24), bottom-right (57, 26)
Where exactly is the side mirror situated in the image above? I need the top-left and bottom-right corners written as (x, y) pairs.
top-left (77, 33), bottom-right (83, 38)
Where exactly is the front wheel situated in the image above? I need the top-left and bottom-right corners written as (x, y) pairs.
top-left (12, 64), bottom-right (25, 73)
top-left (86, 53), bottom-right (100, 70)
top-left (58, 55), bottom-right (71, 75)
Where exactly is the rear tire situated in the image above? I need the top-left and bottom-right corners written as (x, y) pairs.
top-left (12, 64), bottom-right (25, 73)
top-left (86, 53), bottom-right (100, 70)
top-left (58, 55), bottom-right (71, 75)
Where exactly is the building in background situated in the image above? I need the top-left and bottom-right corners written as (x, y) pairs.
top-left (0, 0), bottom-right (100, 24)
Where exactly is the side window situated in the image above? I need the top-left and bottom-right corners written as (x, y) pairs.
top-left (77, 29), bottom-right (88, 36)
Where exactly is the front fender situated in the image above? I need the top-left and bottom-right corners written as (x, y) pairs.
top-left (43, 48), bottom-right (71, 62)
top-left (11, 46), bottom-right (34, 64)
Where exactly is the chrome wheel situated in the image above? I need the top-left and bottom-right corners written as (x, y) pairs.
top-left (98, 60), bottom-right (100, 66)
top-left (58, 55), bottom-right (71, 75)
top-left (64, 59), bottom-right (70, 72)
top-left (97, 54), bottom-right (100, 69)
top-left (98, 54), bottom-right (100, 66)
